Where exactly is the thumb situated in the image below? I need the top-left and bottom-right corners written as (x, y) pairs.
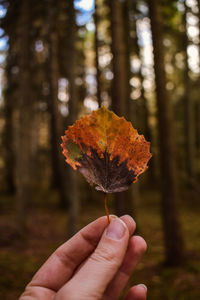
top-left (56, 217), bottom-right (130, 300)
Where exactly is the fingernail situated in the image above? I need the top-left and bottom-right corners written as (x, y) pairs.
top-left (106, 218), bottom-right (127, 240)
top-left (109, 214), bottom-right (118, 219)
top-left (137, 284), bottom-right (147, 292)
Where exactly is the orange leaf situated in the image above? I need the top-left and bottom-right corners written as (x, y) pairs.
top-left (61, 106), bottom-right (152, 193)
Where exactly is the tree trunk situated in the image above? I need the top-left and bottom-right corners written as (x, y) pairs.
top-left (148, 0), bottom-right (184, 265)
top-left (66, 0), bottom-right (79, 237)
top-left (110, 0), bottom-right (136, 217)
top-left (196, 0), bottom-right (200, 156)
top-left (195, 101), bottom-right (200, 152)
top-left (183, 1), bottom-right (196, 185)
top-left (198, 0), bottom-right (200, 81)
top-left (3, 75), bottom-right (15, 194)
top-left (2, 2), bottom-right (20, 195)
top-left (47, 0), bottom-right (69, 209)
top-left (94, 0), bottom-right (102, 107)
top-left (110, 0), bottom-right (129, 116)
top-left (15, 0), bottom-right (34, 237)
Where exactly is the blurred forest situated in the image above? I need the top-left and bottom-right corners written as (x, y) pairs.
top-left (0, 0), bottom-right (200, 299)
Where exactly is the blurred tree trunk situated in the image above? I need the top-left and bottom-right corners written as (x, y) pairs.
top-left (47, 0), bottom-right (69, 209)
top-left (66, 0), bottom-right (79, 237)
top-left (47, 18), bottom-right (63, 193)
top-left (183, 1), bottom-right (196, 185)
top-left (2, 1), bottom-right (19, 195)
top-left (15, 0), bottom-right (34, 236)
top-left (94, 0), bottom-right (102, 107)
top-left (197, 0), bottom-right (200, 153)
top-left (110, 0), bottom-right (129, 116)
top-left (198, 0), bottom-right (200, 73)
top-left (195, 102), bottom-right (200, 152)
top-left (148, 0), bottom-right (184, 265)
top-left (110, 0), bottom-right (136, 217)
top-left (3, 57), bottom-right (15, 194)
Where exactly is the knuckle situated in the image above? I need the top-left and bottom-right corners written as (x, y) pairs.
top-left (90, 245), bottom-right (119, 266)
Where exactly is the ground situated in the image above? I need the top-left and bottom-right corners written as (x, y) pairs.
top-left (0, 190), bottom-right (200, 300)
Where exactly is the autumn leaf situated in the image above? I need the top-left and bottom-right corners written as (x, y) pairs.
top-left (61, 106), bottom-right (152, 194)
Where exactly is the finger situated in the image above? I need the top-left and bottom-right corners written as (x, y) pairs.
top-left (125, 284), bottom-right (147, 300)
top-left (120, 214), bottom-right (136, 236)
top-left (19, 286), bottom-right (55, 300)
top-left (56, 217), bottom-right (133, 300)
top-left (27, 214), bottom-right (134, 292)
top-left (29, 216), bottom-right (109, 291)
top-left (72, 215), bottom-right (136, 276)
top-left (103, 236), bottom-right (147, 300)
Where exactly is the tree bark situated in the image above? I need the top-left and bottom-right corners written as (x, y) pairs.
top-left (148, 0), bottom-right (184, 265)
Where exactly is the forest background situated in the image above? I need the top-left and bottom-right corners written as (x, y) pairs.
top-left (0, 0), bottom-right (200, 299)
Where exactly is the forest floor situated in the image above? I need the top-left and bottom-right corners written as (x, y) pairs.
top-left (0, 189), bottom-right (200, 300)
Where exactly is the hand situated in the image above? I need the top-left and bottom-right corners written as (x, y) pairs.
top-left (20, 215), bottom-right (147, 300)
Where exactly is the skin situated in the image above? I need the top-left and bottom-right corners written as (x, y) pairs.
top-left (19, 215), bottom-right (147, 300)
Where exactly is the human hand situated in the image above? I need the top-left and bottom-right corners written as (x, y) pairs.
top-left (20, 215), bottom-right (147, 300)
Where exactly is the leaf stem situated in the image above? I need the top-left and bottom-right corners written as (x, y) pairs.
top-left (103, 193), bottom-right (110, 224)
